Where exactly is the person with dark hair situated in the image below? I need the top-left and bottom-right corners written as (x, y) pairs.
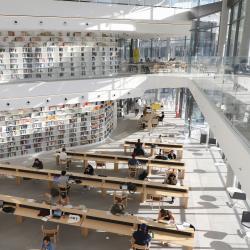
top-left (41, 236), bottom-right (54, 250)
top-left (168, 150), bottom-right (176, 160)
top-left (158, 209), bottom-right (175, 224)
top-left (158, 111), bottom-right (165, 122)
top-left (128, 153), bottom-right (139, 166)
top-left (58, 147), bottom-right (71, 168)
top-left (84, 163), bottom-right (94, 175)
top-left (133, 139), bottom-right (145, 156)
top-left (56, 170), bottom-right (70, 201)
top-left (32, 158), bottom-right (43, 169)
top-left (132, 223), bottom-right (151, 248)
top-left (164, 170), bottom-right (177, 204)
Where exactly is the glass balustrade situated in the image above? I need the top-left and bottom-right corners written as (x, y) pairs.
top-left (57, 0), bottom-right (221, 8)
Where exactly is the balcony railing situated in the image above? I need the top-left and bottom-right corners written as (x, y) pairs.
top-left (56, 0), bottom-right (209, 9)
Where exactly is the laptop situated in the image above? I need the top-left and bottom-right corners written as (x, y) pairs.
top-left (120, 184), bottom-right (128, 190)
top-left (52, 209), bottom-right (62, 219)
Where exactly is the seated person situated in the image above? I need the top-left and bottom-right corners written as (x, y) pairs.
top-left (155, 152), bottom-right (168, 160)
top-left (84, 163), bottom-right (94, 175)
top-left (164, 171), bottom-right (177, 204)
top-left (168, 150), bottom-right (176, 160)
top-left (132, 223), bottom-right (151, 248)
top-left (157, 209), bottom-right (175, 224)
top-left (41, 236), bottom-right (54, 250)
top-left (59, 148), bottom-right (71, 168)
top-left (133, 139), bottom-right (146, 156)
top-left (32, 158), bottom-right (43, 169)
top-left (135, 139), bottom-right (142, 149)
top-left (110, 200), bottom-right (125, 215)
top-left (57, 191), bottom-right (69, 206)
top-left (128, 153), bottom-right (140, 166)
top-left (56, 170), bottom-right (70, 196)
top-left (158, 111), bottom-right (165, 122)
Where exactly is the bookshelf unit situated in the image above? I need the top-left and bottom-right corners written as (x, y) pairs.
top-left (0, 101), bottom-right (114, 159)
top-left (0, 31), bottom-right (121, 83)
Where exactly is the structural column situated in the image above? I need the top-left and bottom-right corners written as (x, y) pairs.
top-left (217, 0), bottom-right (229, 57)
top-left (238, 0), bottom-right (250, 57)
top-left (226, 164), bottom-right (236, 187)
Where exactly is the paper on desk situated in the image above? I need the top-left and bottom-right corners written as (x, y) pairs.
top-left (41, 216), bottom-right (49, 222)
top-left (176, 224), bottom-right (184, 230)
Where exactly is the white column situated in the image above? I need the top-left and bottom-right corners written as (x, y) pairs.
top-left (238, 0), bottom-right (250, 57)
top-left (217, 0), bottom-right (229, 57)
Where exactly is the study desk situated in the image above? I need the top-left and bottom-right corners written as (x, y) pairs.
top-left (0, 194), bottom-right (194, 249)
top-left (123, 140), bottom-right (183, 159)
top-left (0, 164), bottom-right (189, 207)
top-left (65, 151), bottom-right (186, 177)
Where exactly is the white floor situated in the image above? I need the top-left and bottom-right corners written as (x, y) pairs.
top-left (0, 113), bottom-right (249, 250)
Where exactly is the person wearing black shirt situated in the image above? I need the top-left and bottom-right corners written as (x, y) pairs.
top-left (168, 150), bottom-right (176, 160)
top-left (132, 223), bottom-right (151, 248)
top-left (32, 158), bottom-right (43, 169)
top-left (133, 139), bottom-right (145, 156)
top-left (84, 163), bottom-right (94, 175)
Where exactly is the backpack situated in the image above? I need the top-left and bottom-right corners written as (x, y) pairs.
top-left (138, 170), bottom-right (148, 180)
top-left (127, 182), bottom-right (137, 194)
top-left (110, 203), bottom-right (125, 215)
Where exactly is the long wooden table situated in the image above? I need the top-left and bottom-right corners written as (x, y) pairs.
top-left (0, 194), bottom-right (194, 249)
top-left (64, 151), bottom-right (186, 177)
top-left (123, 140), bottom-right (184, 159)
top-left (0, 164), bottom-right (189, 207)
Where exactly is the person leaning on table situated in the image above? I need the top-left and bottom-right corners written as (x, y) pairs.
top-left (132, 223), bottom-right (152, 249)
top-left (157, 209), bottom-right (175, 224)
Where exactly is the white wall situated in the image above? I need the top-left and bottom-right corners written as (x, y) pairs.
top-left (0, 74), bottom-right (189, 110)
top-left (0, 0), bottom-right (191, 37)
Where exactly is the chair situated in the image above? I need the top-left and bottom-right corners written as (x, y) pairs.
top-left (240, 211), bottom-right (250, 241)
top-left (41, 225), bottom-right (59, 243)
top-left (113, 191), bottom-right (128, 207)
top-left (128, 165), bottom-right (138, 178)
top-left (242, 211), bottom-right (250, 228)
top-left (148, 195), bottom-right (164, 209)
top-left (95, 161), bottom-right (106, 169)
top-left (227, 187), bottom-right (246, 208)
top-left (132, 243), bottom-right (149, 250)
top-left (59, 158), bottom-right (68, 168)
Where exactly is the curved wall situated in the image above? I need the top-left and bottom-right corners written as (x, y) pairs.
top-left (0, 74), bottom-right (250, 199)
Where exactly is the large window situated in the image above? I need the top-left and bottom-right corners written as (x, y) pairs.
top-left (190, 12), bottom-right (221, 57)
top-left (226, 0), bottom-right (246, 57)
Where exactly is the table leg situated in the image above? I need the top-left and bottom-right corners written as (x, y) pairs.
top-left (48, 181), bottom-right (52, 189)
top-left (114, 162), bottom-right (119, 172)
top-left (81, 227), bottom-right (89, 238)
top-left (16, 215), bottom-right (23, 224)
top-left (178, 170), bottom-right (185, 179)
top-left (177, 150), bottom-right (183, 159)
top-left (83, 160), bottom-right (88, 169)
top-left (181, 197), bottom-right (188, 209)
top-left (16, 176), bottom-right (21, 185)
top-left (147, 164), bottom-right (152, 175)
top-left (101, 188), bottom-right (107, 197)
top-left (140, 192), bottom-right (147, 203)
top-left (56, 155), bottom-right (59, 166)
